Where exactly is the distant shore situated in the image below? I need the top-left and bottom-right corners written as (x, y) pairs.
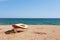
top-left (0, 25), bottom-right (60, 40)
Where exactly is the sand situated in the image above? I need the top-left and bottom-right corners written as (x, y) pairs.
top-left (0, 25), bottom-right (60, 40)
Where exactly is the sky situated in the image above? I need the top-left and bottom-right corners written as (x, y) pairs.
top-left (0, 0), bottom-right (60, 18)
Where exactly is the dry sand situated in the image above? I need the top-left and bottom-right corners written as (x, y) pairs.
top-left (0, 25), bottom-right (60, 40)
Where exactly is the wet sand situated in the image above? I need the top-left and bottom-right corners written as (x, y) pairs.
top-left (0, 25), bottom-right (60, 40)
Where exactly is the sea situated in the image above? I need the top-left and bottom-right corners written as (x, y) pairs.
top-left (0, 18), bottom-right (60, 25)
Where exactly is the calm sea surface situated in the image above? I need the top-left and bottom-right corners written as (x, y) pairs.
top-left (0, 18), bottom-right (60, 25)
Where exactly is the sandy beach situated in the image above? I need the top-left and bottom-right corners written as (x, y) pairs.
top-left (0, 25), bottom-right (60, 40)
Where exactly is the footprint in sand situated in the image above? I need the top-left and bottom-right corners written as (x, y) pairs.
top-left (34, 32), bottom-right (47, 35)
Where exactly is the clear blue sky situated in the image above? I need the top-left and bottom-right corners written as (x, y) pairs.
top-left (0, 0), bottom-right (60, 18)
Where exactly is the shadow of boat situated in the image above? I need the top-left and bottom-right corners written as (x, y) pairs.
top-left (5, 29), bottom-right (23, 34)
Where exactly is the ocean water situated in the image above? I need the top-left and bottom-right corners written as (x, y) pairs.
top-left (0, 18), bottom-right (60, 25)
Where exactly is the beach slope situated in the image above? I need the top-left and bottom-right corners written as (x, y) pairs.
top-left (0, 25), bottom-right (60, 40)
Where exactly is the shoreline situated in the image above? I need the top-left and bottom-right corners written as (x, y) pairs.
top-left (0, 25), bottom-right (60, 27)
